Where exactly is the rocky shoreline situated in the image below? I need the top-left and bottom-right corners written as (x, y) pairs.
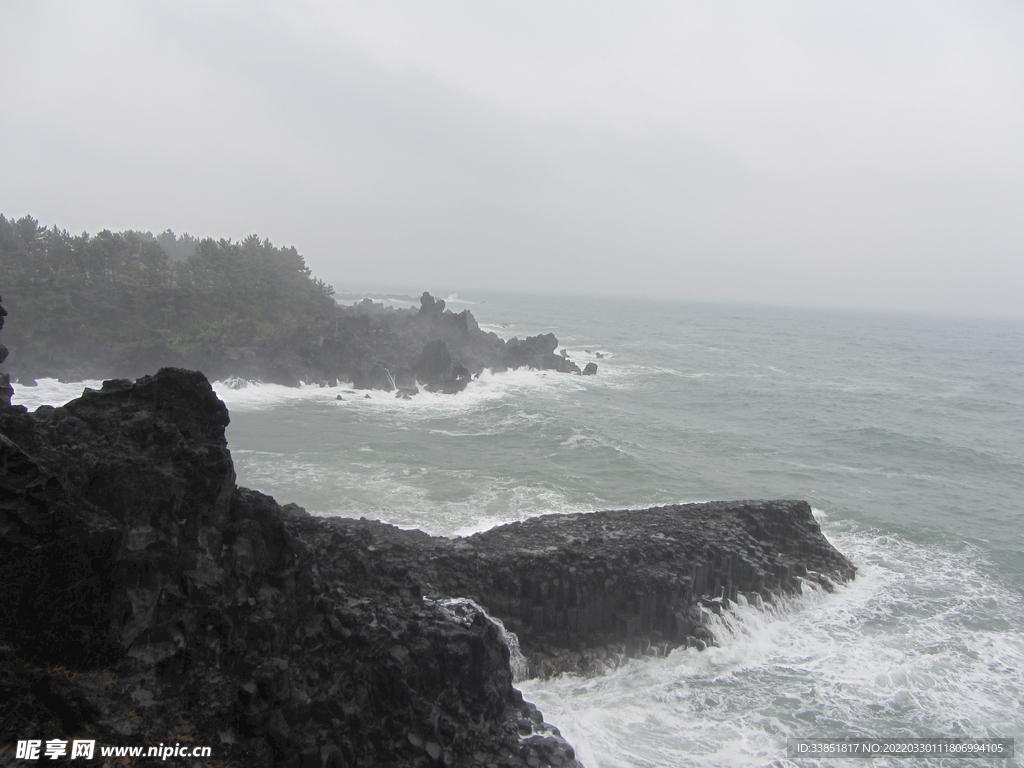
top-left (1, 298), bottom-right (856, 767)
top-left (5, 292), bottom-right (593, 394)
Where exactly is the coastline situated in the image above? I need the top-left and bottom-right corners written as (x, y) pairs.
top-left (2, 290), bottom-right (590, 394)
top-left (0, 366), bottom-right (854, 767)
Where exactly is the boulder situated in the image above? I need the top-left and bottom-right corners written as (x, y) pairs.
top-left (583, 362), bottom-right (598, 375)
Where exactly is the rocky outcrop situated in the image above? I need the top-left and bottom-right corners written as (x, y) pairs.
top-left (418, 292), bottom-right (446, 315)
top-left (455, 500), bottom-right (854, 677)
top-left (315, 501), bottom-right (855, 679)
top-left (1, 365), bottom-right (855, 766)
top-left (501, 334), bottom-right (581, 376)
top-left (2, 292), bottom-right (593, 393)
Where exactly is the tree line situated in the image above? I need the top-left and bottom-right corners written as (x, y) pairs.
top-left (0, 214), bottom-right (337, 353)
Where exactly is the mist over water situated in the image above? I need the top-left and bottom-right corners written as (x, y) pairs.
top-left (15, 294), bottom-right (1024, 767)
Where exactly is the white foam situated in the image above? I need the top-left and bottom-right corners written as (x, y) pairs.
top-left (565, 348), bottom-right (615, 361)
top-left (212, 367), bottom-right (588, 416)
top-left (520, 522), bottom-right (1024, 767)
top-left (10, 377), bottom-right (105, 410)
top-left (443, 293), bottom-right (477, 305)
top-left (242, 451), bottom-right (594, 539)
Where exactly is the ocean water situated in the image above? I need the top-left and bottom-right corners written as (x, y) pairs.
top-left (14, 294), bottom-right (1024, 767)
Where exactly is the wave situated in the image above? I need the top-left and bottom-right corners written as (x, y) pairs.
top-left (10, 377), bottom-right (105, 410)
top-left (443, 293), bottom-right (478, 305)
top-left (211, 368), bottom-right (586, 415)
top-left (520, 520), bottom-right (1024, 767)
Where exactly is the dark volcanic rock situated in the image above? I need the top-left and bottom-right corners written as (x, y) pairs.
top-left (352, 360), bottom-right (395, 391)
top-left (416, 339), bottom-right (453, 385)
top-left (502, 333), bottom-right (581, 375)
top-left (415, 340), bottom-right (472, 394)
top-left (0, 295), bottom-right (10, 406)
top-left (2, 285), bottom-right (589, 394)
top-left (0, 369), bottom-right (579, 768)
top-left (335, 500), bottom-right (855, 679)
top-left (1, 364), bottom-right (855, 766)
top-left (0, 295), bottom-right (7, 364)
top-left (419, 291), bottom-right (446, 315)
top-left (582, 362), bottom-right (598, 376)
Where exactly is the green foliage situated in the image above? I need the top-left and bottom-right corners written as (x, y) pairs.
top-left (0, 214), bottom-right (336, 352)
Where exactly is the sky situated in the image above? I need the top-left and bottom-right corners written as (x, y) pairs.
top-left (1, 1), bottom-right (1023, 317)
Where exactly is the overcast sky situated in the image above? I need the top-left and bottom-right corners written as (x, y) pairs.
top-left (2, 1), bottom-right (1022, 317)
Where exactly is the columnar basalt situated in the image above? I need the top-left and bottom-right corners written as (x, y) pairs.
top-left (322, 501), bottom-right (856, 679)
top-left (453, 501), bottom-right (854, 676)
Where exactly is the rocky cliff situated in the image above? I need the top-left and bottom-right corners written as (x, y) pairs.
top-left (0, 367), bottom-right (856, 766)
top-left (0, 369), bottom-right (579, 767)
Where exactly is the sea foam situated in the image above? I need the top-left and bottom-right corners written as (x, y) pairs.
top-left (520, 521), bottom-right (1024, 768)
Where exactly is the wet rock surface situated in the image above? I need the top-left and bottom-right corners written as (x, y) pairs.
top-left (315, 500), bottom-right (855, 679)
top-left (1, 365), bottom-right (855, 766)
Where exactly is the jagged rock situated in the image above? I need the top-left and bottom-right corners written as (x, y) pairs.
top-left (504, 333), bottom-right (557, 369)
top-left (419, 291), bottom-right (446, 315)
top-left (500, 333), bottom-right (582, 375)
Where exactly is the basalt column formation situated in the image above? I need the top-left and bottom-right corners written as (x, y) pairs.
top-left (356, 502), bottom-right (856, 679)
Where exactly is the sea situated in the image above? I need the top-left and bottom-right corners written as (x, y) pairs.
top-left (14, 293), bottom-right (1024, 768)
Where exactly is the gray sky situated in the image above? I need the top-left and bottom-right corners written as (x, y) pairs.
top-left (2, 1), bottom-right (1023, 317)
